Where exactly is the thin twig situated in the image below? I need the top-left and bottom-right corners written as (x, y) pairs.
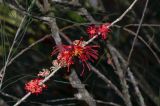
top-left (125, 24), bottom-right (160, 27)
top-left (1, 91), bottom-right (121, 106)
top-left (13, 92), bottom-right (31, 106)
top-left (108, 44), bottom-right (146, 106)
top-left (0, 35), bottom-right (51, 73)
top-left (133, 68), bottom-right (159, 106)
top-left (13, 66), bottom-right (60, 106)
top-left (109, 0), bottom-right (138, 27)
top-left (127, 0), bottom-right (149, 63)
top-left (107, 43), bottom-right (132, 106)
top-left (51, 0), bottom-right (81, 8)
top-left (0, 0), bottom-right (36, 89)
top-left (0, 91), bottom-right (18, 100)
top-left (85, 35), bottom-right (98, 45)
top-left (128, 70), bottom-right (146, 106)
top-left (79, 0), bottom-right (139, 45)
top-left (47, 97), bottom-right (122, 106)
top-left (69, 70), bottom-right (96, 106)
top-left (89, 64), bottom-right (125, 101)
top-left (0, 91), bottom-right (53, 105)
top-left (114, 25), bottom-right (160, 64)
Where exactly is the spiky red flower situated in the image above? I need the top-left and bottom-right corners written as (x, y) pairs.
top-left (97, 23), bottom-right (110, 40)
top-left (24, 78), bottom-right (47, 95)
top-left (51, 45), bottom-right (74, 71)
top-left (72, 40), bottom-right (99, 75)
top-left (51, 39), bottom-right (99, 75)
top-left (86, 24), bottom-right (97, 38)
top-left (57, 49), bottom-right (74, 71)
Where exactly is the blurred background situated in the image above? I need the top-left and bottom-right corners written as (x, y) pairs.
top-left (0, 0), bottom-right (160, 106)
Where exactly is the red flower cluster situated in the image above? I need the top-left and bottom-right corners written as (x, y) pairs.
top-left (51, 40), bottom-right (99, 75)
top-left (22, 22), bottom-right (111, 97)
top-left (87, 23), bottom-right (110, 40)
top-left (51, 45), bottom-right (74, 71)
top-left (86, 24), bottom-right (97, 38)
top-left (24, 78), bottom-right (47, 95)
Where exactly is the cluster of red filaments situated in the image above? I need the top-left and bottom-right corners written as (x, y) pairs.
top-left (24, 23), bottom-right (109, 94)
top-left (51, 39), bottom-right (99, 75)
top-left (24, 78), bottom-right (47, 95)
top-left (87, 23), bottom-right (110, 40)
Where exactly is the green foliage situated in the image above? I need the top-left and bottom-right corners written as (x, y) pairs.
top-left (67, 11), bottom-right (86, 23)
